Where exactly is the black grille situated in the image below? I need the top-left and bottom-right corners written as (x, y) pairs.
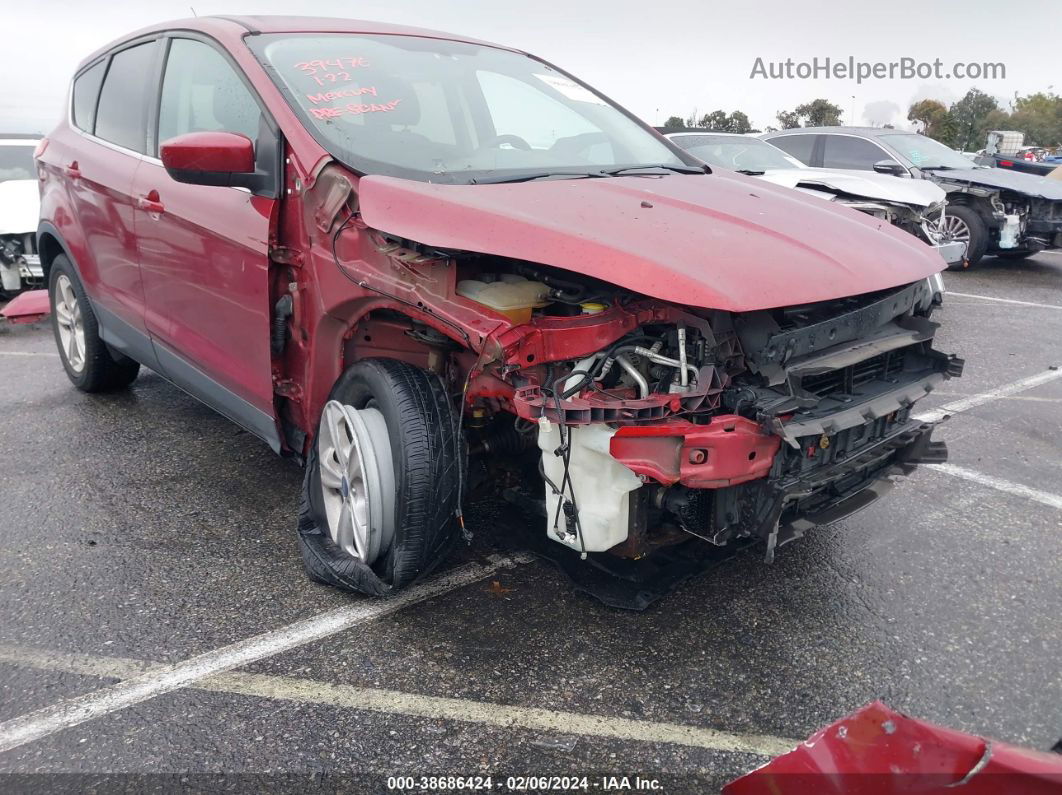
top-left (800, 349), bottom-right (906, 397)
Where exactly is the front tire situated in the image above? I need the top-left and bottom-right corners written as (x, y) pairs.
top-left (942, 205), bottom-right (988, 269)
top-left (298, 358), bottom-right (462, 595)
top-left (49, 255), bottom-right (140, 392)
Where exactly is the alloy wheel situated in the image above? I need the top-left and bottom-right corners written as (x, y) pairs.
top-left (940, 214), bottom-right (971, 244)
top-left (317, 400), bottom-right (396, 564)
top-left (53, 274), bottom-right (86, 373)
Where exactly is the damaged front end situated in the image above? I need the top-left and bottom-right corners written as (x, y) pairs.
top-left (467, 265), bottom-right (963, 566)
top-left (824, 194), bottom-right (965, 268)
top-left (0, 232), bottom-right (43, 296)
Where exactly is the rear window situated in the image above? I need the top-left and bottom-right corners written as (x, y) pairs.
top-left (670, 135), bottom-right (802, 171)
top-left (72, 61), bottom-right (106, 133)
top-left (94, 41), bottom-right (158, 153)
top-left (769, 134), bottom-right (817, 165)
top-left (821, 135), bottom-right (888, 171)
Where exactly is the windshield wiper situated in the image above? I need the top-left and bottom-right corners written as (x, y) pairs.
top-left (469, 171), bottom-right (604, 185)
top-left (736, 169), bottom-right (766, 176)
top-left (603, 164), bottom-right (710, 176)
top-left (920, 165), bottom-right (960, 171)
top-left (468, 163), bottom-right (709, 185)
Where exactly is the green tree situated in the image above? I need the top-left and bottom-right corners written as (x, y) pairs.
top-left (777, 99), bottom-right (844, 129)
top-left (662, 116), bottom-right (686, 132)
top-left (694, 109), bottom-right (755, 133)
top-left (949, 89), bottom-right (1002, 151)
top-left (697, 109), bottom-right (729, 130)
top-left (794, 99), bottom-right (844, 127)
top-left (1010, 92), bottom-right (1062, 147)
top-left (776, 110), bottom-right (801, 129)
top-left (728, 111), bottom-right (754, 134)
top-left (907, 99), bottom-right (955, 144)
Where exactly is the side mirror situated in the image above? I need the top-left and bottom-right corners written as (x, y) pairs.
top-left (160, 131), bottom-right (256, 188)
top-left (872, 159), bottom-right (906, 176)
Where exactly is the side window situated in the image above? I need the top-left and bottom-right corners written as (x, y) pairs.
top-left (95, 41), bottom-right (158, 153)
top-left (158, 39), bottom-right (261, 148)
top-left (476, 71), bottom-right (611, 163)
top-left (822, 136), bottom-right (889, 170)
top-left (769, 134), bottom-right (817, 165)
top-left (72, 61), bottom-right (107, 133)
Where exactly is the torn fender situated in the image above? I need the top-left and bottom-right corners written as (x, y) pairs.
top-left (724, 700), bottom-right (1062, 794)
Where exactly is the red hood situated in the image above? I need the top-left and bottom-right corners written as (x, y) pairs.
top-left (357, 171), bottom-right (944, 312)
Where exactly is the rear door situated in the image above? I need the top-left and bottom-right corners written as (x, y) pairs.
top-left (133, 34), bottom-right (281, 449)
top-left (62, 40), bottom-right (161, 365)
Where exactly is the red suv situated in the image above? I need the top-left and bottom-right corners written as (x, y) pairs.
top-left (37, 16), bottom-right (961, 598)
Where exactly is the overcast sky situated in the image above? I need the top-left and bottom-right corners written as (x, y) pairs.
top-left (3, 0), bottom-right (1058, 135)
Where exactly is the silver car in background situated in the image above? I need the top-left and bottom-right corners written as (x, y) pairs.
top-left (668, 132), bottom-right (965, 273)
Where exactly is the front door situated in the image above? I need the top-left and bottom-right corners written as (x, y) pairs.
top-left (133, 36), bottom-right (280, 448)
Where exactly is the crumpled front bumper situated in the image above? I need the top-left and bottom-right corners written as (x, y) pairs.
top-left (933, 239), bottom-right (967, 264)
top-left (756, 417), bottom-right (946, 561)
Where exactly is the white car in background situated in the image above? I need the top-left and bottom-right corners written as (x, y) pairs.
top-left (0, 135), bottom-right (43, 298)
top-left (666, 131), bottom-right (965, 274)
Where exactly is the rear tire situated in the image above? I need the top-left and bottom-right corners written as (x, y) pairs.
top-left (49, 255), bottom-right (140, 392)
top-left (298, 358), bottom-right (461, 594)
top-left (943, 205), bottom-right (988, 269)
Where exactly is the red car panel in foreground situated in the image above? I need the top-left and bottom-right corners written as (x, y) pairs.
top-left (725, 701), bottom-right (1062, 794)
top-left (35, 16), bottom-right (962, 599)
top-left (0, 288), bottom-right (49, 324)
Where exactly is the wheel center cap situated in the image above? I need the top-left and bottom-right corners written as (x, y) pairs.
top-left (340, 476), bottom-right (350, 499)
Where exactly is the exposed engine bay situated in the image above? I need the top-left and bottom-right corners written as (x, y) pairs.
top-left (449, 255), bottom-right (964, 563)
top-left (935, 177), bottom-right (1062, 253)
top-left (282, 164), bottom-right (967, 602)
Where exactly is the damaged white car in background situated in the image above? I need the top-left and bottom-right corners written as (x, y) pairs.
top-left (0, 136), bottom-right (44, 298)
top-left (667, 132), bottom-right (964, 295)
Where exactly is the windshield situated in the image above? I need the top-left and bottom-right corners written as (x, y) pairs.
top-left (248, 33), bottom-right (689, 184)
top-left (669, 134), bottom-right (803, 172)
top-left (0, 145), bottom-right (36, 182)
top-left (880, 133), bottom-right (976, 170)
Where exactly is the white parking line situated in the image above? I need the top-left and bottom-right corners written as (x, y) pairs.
top-left (0, 554), bottom-right (530, 756)
top-left (926, 463), bottom-right (1062, 511)
top-left (946, 292), bottom-right (1062, 310)
top-left (931, 392), bottom-right (1062, 404)
top-left (0, 350), bottom-right (59, 357)
top-left (0, 644), bottom-right (797, 758)
top-left (915, 369), bottom-right (1062, 423)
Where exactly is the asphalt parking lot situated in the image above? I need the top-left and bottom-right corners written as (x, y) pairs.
top-left (1, 253), bottom-right (1061, 792)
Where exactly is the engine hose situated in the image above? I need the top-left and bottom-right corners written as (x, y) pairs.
top-left (513, 264), bottom-right (589, 301)
top-left (271, 294), bottom-right (293, 355)
top-left (472, 425), bottom-right (536, 457)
